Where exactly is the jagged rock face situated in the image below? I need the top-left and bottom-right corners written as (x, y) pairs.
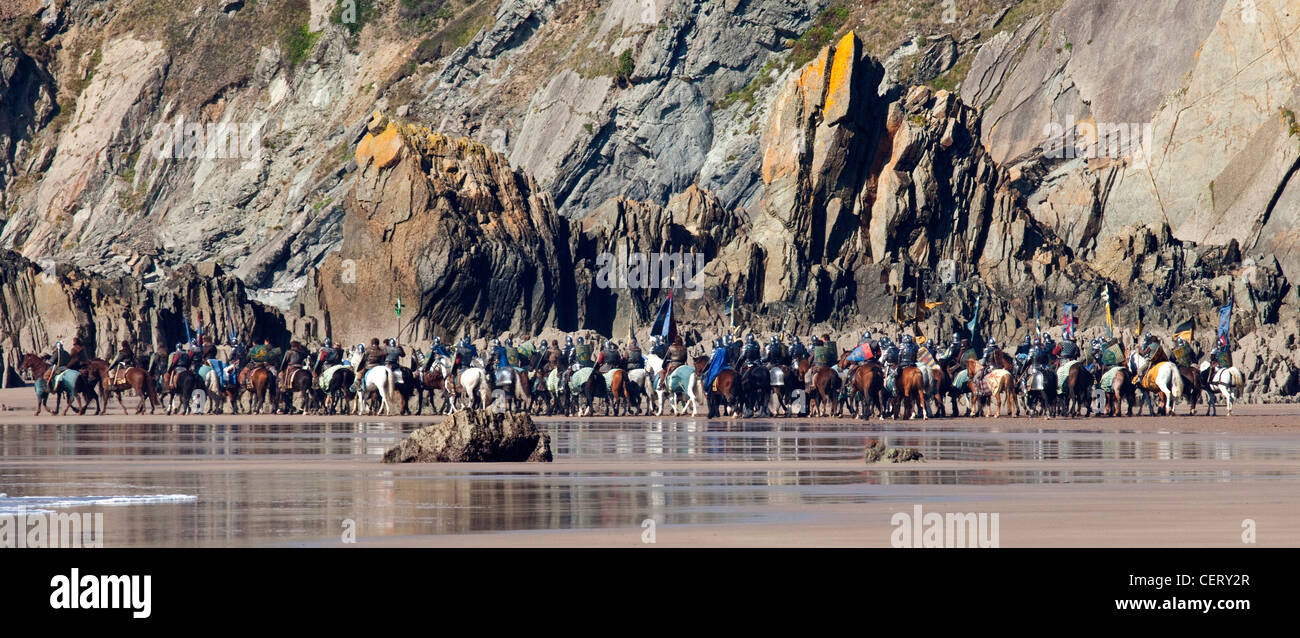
top-left (968, 0), bottom-right (1300, 285)
top-left (427, 0), bottom-right (819, 218)
top-left (0, 250), bottom-right (286, 359)
top-left (0, 41), bottom-right (56, 200)
top-left (574, 184), bottom-right (746, 337)
top-left (296, 116), bottom-right (574, 348)
top-left (382, 409), bottom-right (553, 463)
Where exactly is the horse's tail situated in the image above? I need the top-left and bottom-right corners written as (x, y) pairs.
top-left (1229, 367), bottom-right (1244, 391)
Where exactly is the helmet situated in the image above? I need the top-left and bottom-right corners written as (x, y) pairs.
top-left (1023, 335), bottom-right (1032, 344)
top-left (577, 337), bottom-right (584, 345)
top-left (433, 337), bottom-right (440, 345)
top-left (324, 338), bottom-right (333, 348)
top-left (792, 335), bottom-right (801, 343)
top-left (863, 331), bottom-right (872, 341)
top-left (387, 338), bottom-right (396, 347)
top-left (493, 339), bottom-right (501, 347)
top-left (713, 338), bottom-right (722, 348)
top-left (746, 334), bottom-right (756, 343)
top-left (565, 336), bottom-right (573, 345)
top-left (770, 335), bottom-right (778, 344)
top-left (505, 338), bottom-right (513, 347)
top-left (1042, 332), bottom-right (1051, 340)
top-left (902, 334), bottom-right (914, 344)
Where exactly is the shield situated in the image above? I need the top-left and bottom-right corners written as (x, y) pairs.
top-left (1171, 343), bottom-right (1193, 367)
top-left (917, 345), bottom-right (935, 368)
top-left (1101, 341), bottom-right (1124, 366)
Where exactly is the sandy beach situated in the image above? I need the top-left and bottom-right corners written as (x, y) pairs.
top-left (2, 386), bottom-right (1298, 547)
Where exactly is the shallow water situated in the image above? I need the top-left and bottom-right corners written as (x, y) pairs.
top-left (1, 418), bottom-right (1298, 546)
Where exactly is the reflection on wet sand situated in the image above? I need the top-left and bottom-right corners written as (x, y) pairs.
top-left (2, 416), bottom-right (1299, 546)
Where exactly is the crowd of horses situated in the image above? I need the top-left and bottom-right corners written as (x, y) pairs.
top-left (12, 339), bottom-right (1246, 421)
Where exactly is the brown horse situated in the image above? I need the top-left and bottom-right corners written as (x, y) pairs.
top-left (420, 366), bottom-right (446, 414)
top-left (805, 365), bottom-right (841, 418)
top-left (277, 365), bottom-right (314, 414)
top-left (239, 364), bottom-right (277, 414)
top-left (1104, 366), bottom-right (1137, 417)
top-left (894, 366), bottom-right (929, 420)
top-left (607, 368), bottom-right (634, 415)
top-left (86, 359), bottom-right (158, 415)
top-left (708, 369), bottom-right (740, 418)
top-left (18, 354), bottom-right (57, 415)
top-left (1062, 363), bottom-right (1094, 417)
top-left (850, 361), bottom-right (885, 419)
top-left (1177, 364), bottom-right (1204, 416)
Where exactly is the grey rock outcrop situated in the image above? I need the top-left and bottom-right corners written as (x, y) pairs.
top-left (382, 409), bottom-right (553, 463)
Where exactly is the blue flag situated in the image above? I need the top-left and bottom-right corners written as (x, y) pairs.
top-left (1218, 301), bottom-right (1232, 347)
top-left (650, 290), bottom-right (678, 344)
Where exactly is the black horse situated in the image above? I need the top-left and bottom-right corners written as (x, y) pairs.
top-left (739, 363), bottom-right (771, 418)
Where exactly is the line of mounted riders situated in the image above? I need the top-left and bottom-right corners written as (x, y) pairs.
top-left (13, 328), bottom-right (1246, 419)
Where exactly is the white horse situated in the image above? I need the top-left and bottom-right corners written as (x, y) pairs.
top-left (638, 354), bottom-right (665, 414)
top-left (455, 365), bottom-right (490, 413)
top-left (663, 364), bottom-right (704, 416)
top-left (1143, 361), bottom-right (1183, 416)
top-left (1200, 362), bottom-right (1245, 416)
top-left (201, 366), bottom-right (225, 414)
top-left (352, 346), bottom-right (397, 415)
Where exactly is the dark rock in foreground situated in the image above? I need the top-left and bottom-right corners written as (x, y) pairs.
top-left (864, 439), bottom-right (924, 464)
top-left (382, 410), bottom-right (552, 463)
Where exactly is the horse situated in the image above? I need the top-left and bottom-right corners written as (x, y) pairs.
top-left (455, 364), bottom-right (490, 413)
top-left (190, 362), bottom-right (227, 414)
top-left (707, 368), bottom-right (741, 418)
top-left (1177, 364), bottom-right (1205, 416)
top-left (967, 360), bottom-right (1015, 418)
top-left (316, 365), bottom-right (355, 415)
top-left (805, 365), bottom-right (842, 418)
top-left (1061, 362), bottom-right (1094, 418)
top-left (737, 363), bottom-right (771, 418)
top-left (276, 365), bottom-right (314, 414)
top-left (1141, 361), bottom-right (1183, 416)
top-left (488, 365), bottom-right (530, 413)
top-left (18, 354), bottom-right (96, 415)
top-left (1101, 366), bottom-right (1137, 417)
top-left (85, 359), bottom-right (159, 415)
top-left (163, 367), bottom-right (198, 416)
top-left (1201, 362), bottom-right (1244, 416)
top-left (662, 358), bottom-right (707, 416)
top-left (849, 360), bottom-right (885, 420)
top-left (238, 364), bottom-right (277, 414)
top-left (419, 361), bottom-right (449, 414)
top-left (569, 366), bottom-right (607, 416)
top-left (353, 363), bottom-right (398, 416)
top-left (389, 363), bottom-right (418, 415)
top-left (621, 367), bottom-right (652, 415)
top-left (605, 368), bottom-right (635, 416)
top-left (894, 366), bottom-right (929, 420)
top-left (1018, 363), bottom-right (1057, 417)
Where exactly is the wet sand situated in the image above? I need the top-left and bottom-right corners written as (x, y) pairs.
top-left (2, 387), bottom-right (1298, 547)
